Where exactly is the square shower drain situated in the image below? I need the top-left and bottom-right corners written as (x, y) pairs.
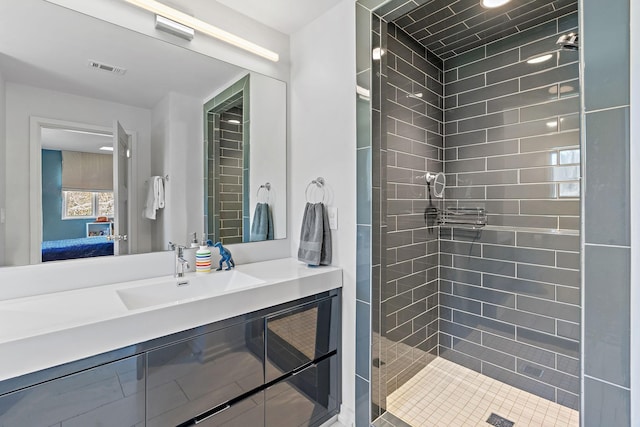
top-left (486, 413), bottom-right (515, 427)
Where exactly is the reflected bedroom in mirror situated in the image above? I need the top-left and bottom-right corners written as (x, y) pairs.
top-left (0, 0), bottom-right (287, 268)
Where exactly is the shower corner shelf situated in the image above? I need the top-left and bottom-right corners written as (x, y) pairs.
top-left (439, 207), bottom-right (487, 229)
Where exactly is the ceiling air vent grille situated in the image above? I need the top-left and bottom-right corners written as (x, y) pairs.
top-left (88, 60), bottom-right (127, 76)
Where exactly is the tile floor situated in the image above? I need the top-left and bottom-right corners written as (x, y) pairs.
top-left (385, 358), bottom-right (580, 427)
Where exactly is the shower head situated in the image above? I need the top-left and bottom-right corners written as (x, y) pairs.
top-left (556, 33), bottom-right (579, 51)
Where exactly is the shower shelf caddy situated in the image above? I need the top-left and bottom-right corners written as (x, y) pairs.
top-left (439, 207), bottom-right (487, 229)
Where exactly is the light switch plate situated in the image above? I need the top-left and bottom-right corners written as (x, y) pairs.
top-left (328, 207), bottom-right (338, 230)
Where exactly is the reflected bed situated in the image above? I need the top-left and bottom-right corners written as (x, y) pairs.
top-left (42, 237), bottom-right (114, 262)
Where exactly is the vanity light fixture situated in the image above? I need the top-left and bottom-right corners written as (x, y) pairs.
top-left (122, 0), bottom-right (279, 62)
top-left (526, 53), bottom-right (553, 64)
top-left (155, 15), bottom-right (194, 41)
top-left (99, 146), bottom-right (115, 151)
top-left (480, 0), bottom-right (512, 8)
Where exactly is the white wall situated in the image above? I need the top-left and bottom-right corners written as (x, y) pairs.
top-left (289, 1), bottom-right (357, 424)
top-left (4, 83), bottom-right (152, 265)
top-left (150, 94), bottom-right (172, 250)
top-left (150, 92), bottom-right (204, 251)
top-left (0, 71), bottom-right (5, 266)
top-left (249, 72), bottom-right (287, 239)
top-left (46, 0), bottom-right (290, 82)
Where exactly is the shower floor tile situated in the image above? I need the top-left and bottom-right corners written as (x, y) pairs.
top-left (386, 358), bottom-right (579, 427)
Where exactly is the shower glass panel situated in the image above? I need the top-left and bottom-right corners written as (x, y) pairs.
top-left (369, 1), bottom-right (581, 426)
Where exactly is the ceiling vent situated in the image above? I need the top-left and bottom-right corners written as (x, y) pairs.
top-left (88, 60), bottom-right (127, 76)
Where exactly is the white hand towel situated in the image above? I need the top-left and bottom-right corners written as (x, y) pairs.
top-left (142, 176), bottom-right (165, 220)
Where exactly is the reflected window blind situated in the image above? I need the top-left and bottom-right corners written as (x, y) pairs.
top-left (61, 151), bottom-right (113, 191)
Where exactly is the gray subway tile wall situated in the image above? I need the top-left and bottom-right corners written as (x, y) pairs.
top-left (382, 22), bottom-right (443, 401)
top-left (216, 108), bottom-right (244, 244)
top-left (582, 0), bottom-right (631, 415)
top-left (443, 14), bottom-right (580, 230)
top-left (439, 226), bottom-right (581, 409)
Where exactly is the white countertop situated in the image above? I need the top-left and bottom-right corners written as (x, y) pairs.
top-left (0, 258), bottom-right (342, 382)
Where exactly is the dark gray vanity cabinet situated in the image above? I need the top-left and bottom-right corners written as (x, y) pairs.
top-left (146, 318), bottom-right (264, 427)
top-left (0, 354), bottom-right (144, 427)
top-left (0, 289), bottom-right (340, 427)
top-left (178, 293), bottom-right (340, 427)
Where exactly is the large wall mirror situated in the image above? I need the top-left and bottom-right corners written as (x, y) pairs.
top-left (0, 0), bottom-right (287, 267)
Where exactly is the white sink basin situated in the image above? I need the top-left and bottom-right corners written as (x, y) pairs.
top-left (116, 270), bottom-right (265, 310)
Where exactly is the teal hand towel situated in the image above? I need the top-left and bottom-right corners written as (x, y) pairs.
top-left (250, 202), bottom-right (274, 241)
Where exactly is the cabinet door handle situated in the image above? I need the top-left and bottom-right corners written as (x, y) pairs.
top-left (195, 404), bottom-right (230, 424)
top-left (292, 362), bottom-right (317, 376)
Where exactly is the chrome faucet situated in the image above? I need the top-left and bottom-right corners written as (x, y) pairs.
top-left (175, 245), bottom-right (190, 278)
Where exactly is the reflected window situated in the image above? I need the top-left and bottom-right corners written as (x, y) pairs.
top-left (63, 191), bottom-right (114, 219)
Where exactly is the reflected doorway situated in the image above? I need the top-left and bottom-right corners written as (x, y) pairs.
top-left (31, 118), bottom-right (132, 263)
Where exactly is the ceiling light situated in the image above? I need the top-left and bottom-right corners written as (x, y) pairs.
top-left (526, 53), bottom-right (553, 64)
top-left (63, 129), bottom-right (112, 138)
top-left (100, 146), bottom-right (114, 151)
top-left (227, 119), bottom-right (241, 125)
top-left (481, 0), bottom-right (512, 8)
top-left (155, 15), bottom-right (194, 41)
top-left (546, 121), bottom-right (558, 128)
top-left (559, 85), bottom-right (575, 94)
top-left (372, 47), bottom-right (384, 61)
top-left (122, 0), bottom-right (279, 62)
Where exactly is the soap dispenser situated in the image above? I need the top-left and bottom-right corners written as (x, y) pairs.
top-left (195, 234), bottom-right (212, 273)
top-left (183, 232), bottom-right (198, 272)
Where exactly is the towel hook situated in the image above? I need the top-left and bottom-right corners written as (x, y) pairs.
top-left (305, 177), bottom-right (327, 203)
top-left (257, 182), bottom-right (271, 203)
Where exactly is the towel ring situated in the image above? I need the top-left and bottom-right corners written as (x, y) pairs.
top-left (305, 177), bottom-right (327, 203)
top-left (257, 182), bottom-right (271, 203)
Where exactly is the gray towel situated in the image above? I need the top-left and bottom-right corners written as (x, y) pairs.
top-left (297, 202), bottom-right (332, 266)
top-left (250, 202), bottom-right (274, 241)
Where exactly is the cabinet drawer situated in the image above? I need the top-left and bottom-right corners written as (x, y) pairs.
top-left (265, 296), bottom-right (338, 382)
top-left (265, 355), bottom-right (338, 427)
top-left (0, 355), bottom-right (144, 427)
top-left (146, 318), bottom-right (264, 427)
top-left (181, 391), bottom-right (264, 427)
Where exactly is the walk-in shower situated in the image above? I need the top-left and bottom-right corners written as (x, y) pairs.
top-left (365, 0), bottom-right (582, 426)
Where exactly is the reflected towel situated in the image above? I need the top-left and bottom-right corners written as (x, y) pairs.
top-left (250, 202), bottom-right (274, 241)
top-left (297, 202), bottom-right (332, 266)
top-left (142, 176), bottom-right (164, 220)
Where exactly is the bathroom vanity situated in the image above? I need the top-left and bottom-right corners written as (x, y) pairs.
top-left (0, 259), bottom-right (342, 427)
